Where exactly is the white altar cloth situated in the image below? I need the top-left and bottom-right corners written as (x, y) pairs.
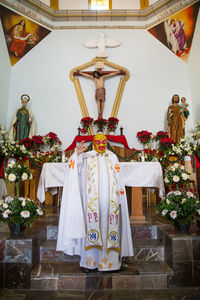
top-left (37, 161), bottom-right (165, 203)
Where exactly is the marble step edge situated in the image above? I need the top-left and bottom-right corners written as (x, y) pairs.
top-left (46, 225), bottom-right (159, 240)
top-left (40, 239), bottom-right (164, 250)
top-left (31, 261), bottom-right (173, 277)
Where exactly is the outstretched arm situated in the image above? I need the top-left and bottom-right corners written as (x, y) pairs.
top-left (77, 70), bottom-right (93, 79)
top-left (103, 70), bottom-right (124, 79)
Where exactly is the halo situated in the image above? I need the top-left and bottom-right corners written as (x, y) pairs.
top-left (21, 94), bottom-right (30, 102)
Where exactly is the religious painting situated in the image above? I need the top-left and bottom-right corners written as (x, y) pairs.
top-left (0, 4), bottom-right (51, 66)
top-left (148, 1), bottom-right (200, 63)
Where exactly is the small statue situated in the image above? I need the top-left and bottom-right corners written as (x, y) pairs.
top-left (179, 97), bottom-right (189, 119)
top-left (8, 94), bottom-right (35, 142)
top-left (167, 94), bottom-right (184, 143)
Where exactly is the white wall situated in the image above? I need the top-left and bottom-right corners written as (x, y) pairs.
top-left (0, 21), bottom-right (11, 127)
top-left (188, 10), bottom-right (200, 125)
top-left (5, 29), bottom-right (194, 150)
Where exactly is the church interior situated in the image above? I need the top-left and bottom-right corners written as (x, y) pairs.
top-left (0, 0), bottom-right (200, 299)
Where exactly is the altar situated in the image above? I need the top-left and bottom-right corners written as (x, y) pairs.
top-left (37, 161), bottom-right (165, 222)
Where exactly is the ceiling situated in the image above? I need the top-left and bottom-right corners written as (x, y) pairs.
top-left (1, 0), bottom-right (198, 29)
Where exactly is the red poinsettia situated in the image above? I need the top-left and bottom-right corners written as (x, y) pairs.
top-left (94, 118), bottom-right (108, 133)
top-left (155, 131), bottom-right (169, 141)
top-left (81, 117), bottom-right (94, 132)
top-left (20, 135), bottom-right (44, 151)
top-left (107, 117), bottom-right (119, 132)
top-left (44, 132), bottom-right (61, 146)
top-left (159, 137), bottom-right (176, 150)
top-left (137, 130), bottom-right (152, 145)
top-left (20, 138), bottom-right (33, 151)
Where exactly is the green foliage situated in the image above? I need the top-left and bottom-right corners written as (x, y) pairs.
top-left (0, 196), bottom-right (44, 225)
top-left (157, 190), bottom-right (200, 225)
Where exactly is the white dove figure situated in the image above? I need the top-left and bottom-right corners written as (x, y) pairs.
top-left (83, 33), bottom-right (120, 58)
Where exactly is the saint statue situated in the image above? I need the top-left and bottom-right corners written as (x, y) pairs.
top-left (167, 94), bottom-right (186, 143)
top-left (8, 94), bottom-right (35, 142)
top-left (57, 134), bottom-right (133, 272)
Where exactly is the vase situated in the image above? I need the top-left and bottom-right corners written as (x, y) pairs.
top-left (8, 223), bottom-right (26, 235)
top-left (174, 223), bottom-right (190, 234)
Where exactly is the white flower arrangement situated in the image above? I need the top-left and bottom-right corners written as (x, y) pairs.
top-left (5, 161), bottom-right (32, 184)
top-left (0, 138), bottom-right (29, 158)
top-left (157, 190), bottom-right (200, 225)
top-left (164, 164), bottom-right (190, 189)
top-left (0, 196), bottom-right (44, 226)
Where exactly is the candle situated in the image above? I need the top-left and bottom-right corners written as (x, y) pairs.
top-left (141, 152), bottom-right (145, 162)
top-left (62, 151), bottom-right (65, 163)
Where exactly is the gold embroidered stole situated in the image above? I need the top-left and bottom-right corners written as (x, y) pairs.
top-left (85, 154), bottom-right (120, 252)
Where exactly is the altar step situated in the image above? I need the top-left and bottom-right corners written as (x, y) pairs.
top-left (40, 239), bottom-right (165, 262)
top-left (31, 261), bottom-right (173, 290)
top-left (46, 224), bottom-right (159, 241)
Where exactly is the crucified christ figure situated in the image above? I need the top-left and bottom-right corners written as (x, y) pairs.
top-left (75, 69), bottom-right (124, 119)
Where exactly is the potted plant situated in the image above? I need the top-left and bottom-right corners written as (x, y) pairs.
top-left (136, 130), bottom-right (152, 148)
top-left (0, 195), bottom-right (44, 235)
top-left (107, 117), bottom-right (119, 134)
top-left (3, 160), bottom-right (44, 234)
top-left (20, 135), bottom-right (44, 153)
top-left (163, 163), bottom-right (190, 190)
top-left (43, 132), bottom-right (61, 151)
top-left (94, 118), bottom-right (108, 133)
top-left (157, 190), bottom-right (200, 233)
top-left (80, 117), bottom-right (94, 133)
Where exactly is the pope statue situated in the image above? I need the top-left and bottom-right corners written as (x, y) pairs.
top-left (56, 134), bottom-right (133, 272)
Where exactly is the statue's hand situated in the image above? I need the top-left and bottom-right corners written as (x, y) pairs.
top-left (77, 140), bottom-right (88, 155)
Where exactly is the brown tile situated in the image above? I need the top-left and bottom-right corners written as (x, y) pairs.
top-left (172, 239), bottom-right (192, 262)
top-left (31, 275), bottom-right (58, 290)
top-left (58, 275), bottom-right (86, 290)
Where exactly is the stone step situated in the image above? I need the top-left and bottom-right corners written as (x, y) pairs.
top-left (40, 240), bottom-right (80, 262)
top-left (133, 239), bottom-right (164, 261)
top-left (31, 261), bottom-right (173, 290)
top-left (46, 224), bottom-right (159, 241)
top-left (40, 239), bottom-right (164, 262)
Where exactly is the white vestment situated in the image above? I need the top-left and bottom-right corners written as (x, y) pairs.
top-left (56, 149), bottom-right (133, 271)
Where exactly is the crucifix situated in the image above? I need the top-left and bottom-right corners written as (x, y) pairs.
top-left (74, 66), bottom-right (125, 119)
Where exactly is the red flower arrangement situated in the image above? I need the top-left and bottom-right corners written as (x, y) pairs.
top-left (81, 117), bottom-right (94, 132)
top-left (44, 132), bottom-right (61, 147)
top-left (159, 137), bottom-right (176, 150)
top-left (137, 130), bottom-right (152, 146)
top-left (94, 118), bottom-right (108, 133)
top-left (107, 117), bottom-right (119, 133)
top-left (20, 135), bottom-right (44, 151)
top-left (155, 131), bottom-right (169, 141)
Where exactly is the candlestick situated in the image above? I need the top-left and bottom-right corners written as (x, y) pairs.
top-left (120, 126), bottom-right (124, 135)
top-left (62, 151), bottom-right (65, 163)
top-left (78, 127), bottom-right (81, 136)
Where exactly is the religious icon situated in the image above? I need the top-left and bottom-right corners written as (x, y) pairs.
top-left (0, 4), bottom-right (51, 65)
